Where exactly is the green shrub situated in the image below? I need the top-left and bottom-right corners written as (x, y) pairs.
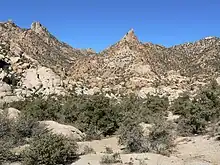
top-left (118, 94), bottom-right (168, 126)
top-left (170, 82), bottom-right (220, 136)
top-left (19, 97), bottom-right (62, 121)
top-left (22, 133), bottom-right (79, 165)
top-left (13, 115), bottom-right (42, 139)
top-left (0, 113), bottom-right (11, 139)
top-left (82, 145), bottom-right (96, 155)
top-left (100, 153), bottom-right (122, 164)
top-left (0, 114), bottom-right (25, 164)
top-left (177, 114), bottom-right (207, 136)
top-left (118, 121), bottom-right (149, 153)
top-left (147, 122), bottom-right (175, 155)
top-left (9, 94), bottom-right (169, 140)
top-left (0, 142), bottom-right (21, 164)
top-left (118, 119), bottom-right (175, 155)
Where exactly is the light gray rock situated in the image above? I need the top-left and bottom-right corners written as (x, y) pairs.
top-left (0, 82), bottom-right (11, 93)
top-left (139, 122), bottom-right (153, 137)
top-left (6, 107), bottom-right (21, 120)
top-left (39, 120), bottom-right (86, 141)
top-left (167, 111), bottom-right (180, 121)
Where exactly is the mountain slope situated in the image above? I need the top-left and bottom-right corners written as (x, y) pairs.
top-left (0, 21), bottom-right (96, 102)
top-left (0, 21), bottom-right (96, 75)
top-left (70, 29), bottom-right (220, 100)
top-left (0, 21), bottom-right (220, 101)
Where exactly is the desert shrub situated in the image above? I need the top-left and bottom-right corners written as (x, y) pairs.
top-left (18, 96), bottom-right (62, 121)
top-left (82, 145), bottom-right (96, 155)
top-left (0, 114), bottom-right (33, 164)
top-left (0, 113), bottom-right (11, 139)
top-left (147, 122), bottom-right (175, 155)
top-left (0, 142), bottom-right (21, 164)
top-left (9, 93), bottom-right (169, 140)
top-left (169, 94), bottom-right (193, 116)
top-left (176, 107), bottom-right (207, 136)
top-left (118, 118), bottom-right (175, 155)
top-left (121, 95), bottom-right (168, 122)
top-left (171, 81), bottom-right (220, 136)
top-left (22, 133), bottom-right (79, 165)
top-left (100, 153), bottom-right (122, 164)
top-left (118, 121), bottom-right (149, 153)
top-left (13, 115), bottom-right (42, 139)
top-left (0, 111), bottom-right (44, 148)
top-left (207, 121), bottom-right (220, 139)
top-left (73, 95), bottom-right (120, 138)
top-left (104, 146), bottom-right (114, 154)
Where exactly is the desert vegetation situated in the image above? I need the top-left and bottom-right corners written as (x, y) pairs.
top-left (170, 81), bottom-right (220, 136)
top-left (1, 81), bottom-right (220, 164)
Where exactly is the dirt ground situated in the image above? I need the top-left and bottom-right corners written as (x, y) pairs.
top-left (73, 135), bottom-right (220, 165)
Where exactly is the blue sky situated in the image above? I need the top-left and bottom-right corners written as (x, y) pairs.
top-left (1, 0), bottom-right (220, 52)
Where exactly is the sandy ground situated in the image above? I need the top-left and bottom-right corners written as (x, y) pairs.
top-left (73, 136), bottom-right (220, 165)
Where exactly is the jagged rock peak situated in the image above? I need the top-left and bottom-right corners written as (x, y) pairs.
top-left (121, 28), bottom-right (139, 42)
top-left (31, 22), bottom-right (48, 35)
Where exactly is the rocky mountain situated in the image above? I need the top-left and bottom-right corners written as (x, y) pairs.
top-left (0, 20), bottom-right (220, 103)
top-left (70, 29), bottom-right (220, 100)
top-left (0, 21), bottom-right (96, 104)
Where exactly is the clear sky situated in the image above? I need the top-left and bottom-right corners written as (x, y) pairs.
top-left (0, 0), bottom-right (220, 52)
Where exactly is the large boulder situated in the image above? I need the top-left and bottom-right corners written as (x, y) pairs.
top-left (1, 107), bottom-right (21, 120)
top-left (7, 107), bottom-right (21, 120)
top-left (39, 120), bottom-right (86, 141)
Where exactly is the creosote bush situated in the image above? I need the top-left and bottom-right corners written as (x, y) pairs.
top-left (10, 93), bottom-right (169, 140)
top-left (170, 81), bottom-right (220, 136)
top-left (0, 112), bottom-right (41, 147)
top-left (0, 111), bottom-right (46, 164)
top-left (147, 122), bottom-right (175, 155)
top-left (0, 142), bottom-right (22, 164)
top-left (118, 121), bottom-right (149, 153)
top-left (100, 153), bottom-right (122, 164)
top-left (104, 146), bottom-right (114, 154)
top-left (118, 116), bottom-right (175, 155)
top-left (22, 133), bottom-right (79, 165)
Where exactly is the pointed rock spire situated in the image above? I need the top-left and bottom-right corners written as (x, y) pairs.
top-left (122, 28), bottom-right (139, 43)
top-left (31, 22), bottom-right (48, 35)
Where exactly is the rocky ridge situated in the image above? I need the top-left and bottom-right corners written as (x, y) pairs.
top-left (0, 21), bottom-right (97, 104)
top-left (70, 29), bottom-right (220, 100)
top-left (1, 21), bottom-right (220, 102)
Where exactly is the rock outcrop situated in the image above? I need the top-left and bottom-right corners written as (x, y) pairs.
top-left (39, 120), bottom-right (86, 141)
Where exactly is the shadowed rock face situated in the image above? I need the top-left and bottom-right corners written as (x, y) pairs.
top-left (1, 21), bottom-right (220, 101)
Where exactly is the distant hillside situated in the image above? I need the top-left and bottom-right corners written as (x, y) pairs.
top-left (0, 21), bottom-right (220, 101)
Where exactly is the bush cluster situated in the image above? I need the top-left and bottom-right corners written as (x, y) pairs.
top-left (0, 113), bottom-right (42, 164)
top-left (10, 94), bottom-right (169, 140)
top-left (0, 113), bottom-right (79, 165)
top-left (23, 133), bottom-right (78, 165)
top-left (100, 153), bottom-right (122, 164)
top-left (118, 120), bottom-right (174, 155)
top-left (6, 80), bottom-right (220, 162)
top-left (170, 81), bottom-right (220, 136)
